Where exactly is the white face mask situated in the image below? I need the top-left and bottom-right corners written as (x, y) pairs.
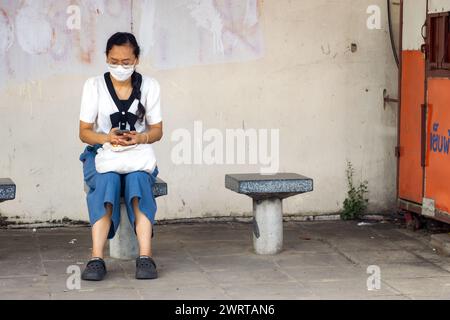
top-left (108, 64), bottom-right (135, 81)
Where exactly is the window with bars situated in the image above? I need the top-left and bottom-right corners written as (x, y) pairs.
top-left (427, 12), bottom-right (450, 76)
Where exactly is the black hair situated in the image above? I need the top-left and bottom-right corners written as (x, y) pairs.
top-left (106, 32), bottom-right (145, 123)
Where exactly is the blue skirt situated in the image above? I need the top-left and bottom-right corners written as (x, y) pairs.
top-left (79, 144), bottom-right (159, 239)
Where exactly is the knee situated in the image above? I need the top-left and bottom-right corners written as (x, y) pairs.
top-left (104, 202), bottom-right (114, 216)
top-left (125, 171), bottom-right (148, 182)
top-left (126, 171), bottom-right (147, 179)
top-left (132, 196), bottom-right (144, 214)
top-left (99, 172), bottom-right (121, 184)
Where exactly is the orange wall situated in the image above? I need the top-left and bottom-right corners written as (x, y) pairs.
top-left (398, 50), bottom-right (425, 204)
top-left (425, 78), bottom-right (450, 213)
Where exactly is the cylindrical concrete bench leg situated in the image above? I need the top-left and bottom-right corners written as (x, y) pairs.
top-left (109, 201), bottom-right (139, 260)
top-left (252, 197), bottom-right (283, 255)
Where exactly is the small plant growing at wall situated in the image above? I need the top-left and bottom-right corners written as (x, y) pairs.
top-left (341, 161), bottom-right (369, 220)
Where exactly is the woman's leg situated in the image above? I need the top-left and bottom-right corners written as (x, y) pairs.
top-left (85, 170), bottom-right (122, 259)
top-left (132, 197), bottom-right (153, 257)
top-left (91, 203), bottom-right (113, 258)
top-left (123, 171), bottom-right (158, 257)
top-left (80, 146), bottom-right (121, 280)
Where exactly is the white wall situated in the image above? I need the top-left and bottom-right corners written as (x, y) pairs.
top-left (403, 0), bottom-right (427, 50)
top-left (0, 0), bottom-right (399, 223)
top-left (429, 0), bottom-right (450, 13)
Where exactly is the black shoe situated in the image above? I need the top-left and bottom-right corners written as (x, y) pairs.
top-left (135, 256), bottom-right (158, 280)
top-left (81, 257), bottom-right (107, 281)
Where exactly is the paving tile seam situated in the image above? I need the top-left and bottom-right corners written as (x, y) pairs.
top-left (179, 252), bottom-right (253, 258)
top-left (395, 229), bottom-right (436, 247)
top-left (314, 238), bottom-right (361, 266)
top-left (214, 279), bottom-right (300, 286)
top-left (371, 227), bottom-right (437, 252)
top-left (41, 259), bottom-right (86, 263)
top-left (178, 239), bottom-right (252, 243)
top-left (382, 283), bottom-right (450, 295)
top-left (33, 232), bottom-right (53, 297)
top-left (74, 285), bottom-right (138, 291)
top-left (0, 274), bottom-right (49, 279)
top-left (407, 296), bottom-right (450, 300)
top-left (379, 279), bottom-right (410, 297)
top-left (405, 249), bottom-right (450, 275)
top-left (339, 260), bottom-right (444, 266)
top-left (179, 242), bottom-right (233, 299)
top-left (382, 275), bottom-right (450, 280)
top-left (219, 280), bottom-right (318, 299)
top-left (271, 259), bottom-right (307, 283)
top-left (117, 261), bottom-right (144, 300)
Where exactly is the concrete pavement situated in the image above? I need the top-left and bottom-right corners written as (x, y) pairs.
top-left (0, 220), bottom-right (449, 300)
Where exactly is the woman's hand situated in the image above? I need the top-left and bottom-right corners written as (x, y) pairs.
top-left (107, 128), bottom-right (128, 146)
top-left (121, 131), bottom-right (145, 145)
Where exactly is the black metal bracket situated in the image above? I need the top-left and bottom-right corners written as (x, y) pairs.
top-left (252, 216), bottom-right (260, 239)
top-left (383, 89), bottom-right (399, 109)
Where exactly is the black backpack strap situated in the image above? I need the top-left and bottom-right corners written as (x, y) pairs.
top-left (105, 72), bottom-right (140, 131)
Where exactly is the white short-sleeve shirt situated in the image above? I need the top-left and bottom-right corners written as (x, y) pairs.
top-left (79, 74), bottom-right (162, 134)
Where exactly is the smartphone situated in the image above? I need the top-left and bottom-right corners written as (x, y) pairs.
top-left (115, 129), bottom-right (130, 136)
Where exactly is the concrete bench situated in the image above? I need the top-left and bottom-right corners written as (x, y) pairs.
top-left (84, 177), bottom-right (168, 260)
top-left (225, 173), bottom-right (313, 255)
top-left (0, 178), bottom-right (16, 203)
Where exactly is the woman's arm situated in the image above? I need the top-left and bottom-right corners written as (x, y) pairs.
top-left (139, 122), bottom-right (163, 144)
top-left (79, 121), bottom-right (123, 145)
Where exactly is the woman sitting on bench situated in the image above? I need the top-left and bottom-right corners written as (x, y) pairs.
top-left (78, 32), bottom-right (163, 281)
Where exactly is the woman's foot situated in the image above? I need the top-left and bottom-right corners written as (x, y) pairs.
top-left (135, 256), bottom-right (158, 279)
top-left (81, 257), bottom-right (107, 281)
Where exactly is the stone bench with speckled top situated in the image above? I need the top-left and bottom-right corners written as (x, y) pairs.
top-left (0, 178), bottom-right (16, 203)
top-left (225, 173), bottom-right (313, 255)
